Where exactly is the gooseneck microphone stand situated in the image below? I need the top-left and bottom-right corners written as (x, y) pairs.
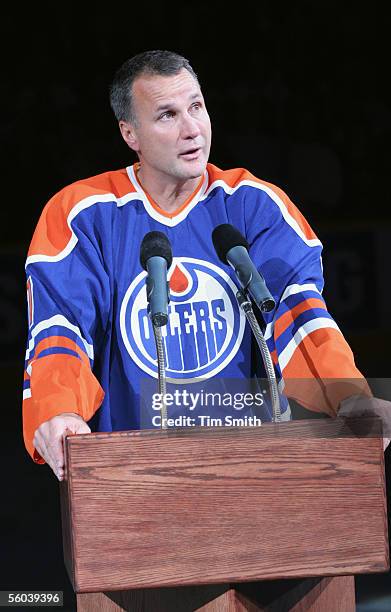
top-left (236, 290), bottom-right (281, 423)
top-left (151, 322), bottom-right (168, 430)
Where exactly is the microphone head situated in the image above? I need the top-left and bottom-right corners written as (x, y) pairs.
top-left (140, 231), bottom-right (173, 270)
top-left (212, 224), bottom-right (249, 264)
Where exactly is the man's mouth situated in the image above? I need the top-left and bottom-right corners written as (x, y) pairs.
top-left (179, 147), bottom-right (202, 160)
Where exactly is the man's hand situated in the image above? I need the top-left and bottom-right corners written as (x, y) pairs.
top-left (33, 413), bottom-right (91, 481)
top-left (338, 396), bottom-right (391, 450)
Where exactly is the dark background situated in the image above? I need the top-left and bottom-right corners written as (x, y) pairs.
top-left (1, 4), bottom-right (390, 611)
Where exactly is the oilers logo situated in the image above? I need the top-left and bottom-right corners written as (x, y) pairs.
top-left (120, 258), bottom-right (245, 382)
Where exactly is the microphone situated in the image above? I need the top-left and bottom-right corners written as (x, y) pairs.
top-left (140, 231), bottom-right (172, 326)
top-left (212, 224), bottom-right (275, 313)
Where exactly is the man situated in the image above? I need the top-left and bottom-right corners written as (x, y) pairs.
top-left (23, 50), bottom-right (388, 481)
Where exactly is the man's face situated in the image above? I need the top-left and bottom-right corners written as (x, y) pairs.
top-left (121, 69), bottom-right (212, 182)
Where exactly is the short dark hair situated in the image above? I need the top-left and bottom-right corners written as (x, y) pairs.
top-left (109, 50), bottom-right (199, 124)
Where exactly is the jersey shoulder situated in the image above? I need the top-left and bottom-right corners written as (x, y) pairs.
top-left (207, 162), bottom-right (295, 200)
top-left (28, 168), bottom-right (135, 259)
top-left (47, 167), bottom-right (135, 214)
top-left (206, 163), bottom-right (318, 241)
top-left (206, 163), bottom-right (261, 189)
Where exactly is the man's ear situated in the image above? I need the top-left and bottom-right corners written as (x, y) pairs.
top-left (119, 121), bottom-right (139, 152)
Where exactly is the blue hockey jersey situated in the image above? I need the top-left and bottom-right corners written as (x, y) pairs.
top-left (23, 163), bottom-right (368, 462)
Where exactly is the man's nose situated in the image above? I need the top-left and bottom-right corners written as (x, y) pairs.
top-left (180, 113), bottom-right (201, 139)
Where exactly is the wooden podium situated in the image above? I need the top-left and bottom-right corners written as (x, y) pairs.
top-left (60, 418), bottom-right (389, 611)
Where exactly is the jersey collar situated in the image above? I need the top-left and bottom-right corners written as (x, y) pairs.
top-left (126, 163), bottom-right (209, 227)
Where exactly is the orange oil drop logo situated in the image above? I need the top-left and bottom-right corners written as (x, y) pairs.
top-left (169, 265), bottom-right (189, 293)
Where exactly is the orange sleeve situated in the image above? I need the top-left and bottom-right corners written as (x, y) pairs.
top-left (23, 354), bottom-right (104, 463)
top-left (281, 328), bottom-right (372, 416)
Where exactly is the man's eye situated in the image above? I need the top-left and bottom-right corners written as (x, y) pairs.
top-left (160, 111), bottom-right (174, 120)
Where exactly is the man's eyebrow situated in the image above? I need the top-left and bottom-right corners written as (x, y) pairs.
top-left (154, 92), bottom-right (202, 113)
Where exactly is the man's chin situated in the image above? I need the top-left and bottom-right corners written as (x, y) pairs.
top-left (177, 158), bottom-right (207, 180)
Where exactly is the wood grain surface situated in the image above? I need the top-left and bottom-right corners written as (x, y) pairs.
top-left (76, 577), bottom-right (355, 612)
top-left (60, 419), bottom-right (389, 593)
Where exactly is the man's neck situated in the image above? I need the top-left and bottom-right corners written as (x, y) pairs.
top-left (136, 165), bottom-right (203, 213)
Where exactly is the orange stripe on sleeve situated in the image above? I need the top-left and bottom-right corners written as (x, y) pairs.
top-left (23, 353), bottom-right (104, 463)
top-left (33, 336), bottom-right (90, 366)
top-left (274, 298), bottom-right (327, 340)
